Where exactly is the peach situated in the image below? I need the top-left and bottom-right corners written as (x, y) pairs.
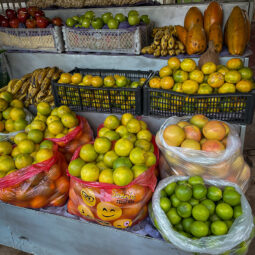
top-left (202, 120), bottom-right (226, 140)
top-left (202, 139), bottom-right (225, 153)
top-left (190, 114), bottom-right (209, 129)
top-left (163, 124), bottom-right (185, 147)
top-left (200, 138), bottom-right (207, 145)
top-left (181, 139), bottom-right (201, 150)
top-left (184, 125), bottom-right (201, 142)
top-left (177, 121), bottom-right (189, 128)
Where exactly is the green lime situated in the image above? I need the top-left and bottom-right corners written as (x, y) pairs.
top-left (160, 189), bottom-right (167, 198)
top-left (192, 204), bottom-right (210, 221)
top-left (225, 220), bottom-right (233, 229)
top-left (175, 222), bottom-right (184, 232)
top-left (103, 150), bottom-right (119, 168)
top-left (207, 186), bottom-right (222, 201)
top-left (160, 197), bottom-right (171, 213)
top-left (170, 194), bottom-right (181, 207)
top-left (189, 198), bottom-right (199, 206)
top-left (177, 202), bottom-right (192, 218)
top-left (178, 231), bottom-right (191, 238)
top-left (233, 205), bottom-right (242, 219)
top-left (211, 221), bottom-right (228, 235)
top-left (193, 184), bottom-right (207, 200)
top-left (190, 221), bottom-right (209, 238)
top-left (201, 199), bottom-right (216, 216)
top-left (103, 130), bottom-right (120, 141)
top-left (236, 241), bottom-right (248, 255)
top-left (223, 189), bottom-right (241, 206)
top-left (210, 214), bottom-right (221, 222)
top-left (216, 203), bottom-right (233, 220)
top-left (188, 176), bottom-right (204, 185)
top-left (68, 158), bottom-right (85, 177)
top-left (165, 182), bottom-right (177, 196)
top-left (224, 186), bottom-right (235, 192)
top-left (175, 184), bottom-right (192, 202)
top-left (182, 217), bottom-right (194, 233)
top-left (96, 154), bottom-right (104, 162)
top-left (167, 208), bottom-right (182, 225)
top-left (177, 180), bottom-right (188, 185)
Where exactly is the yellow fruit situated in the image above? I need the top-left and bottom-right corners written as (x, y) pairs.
top-left (46, 115), bottom-right (60, 125)
top-left (57, 105), bottom-right (71, 118)
top-left (82, 75), bottom-right (93, 86)
top-left (14, 119), bottom-right (27, 131)
top-left (225, 70), bottom-right (241, 84)
top-left (126, 119), bottom-right (141, 134)
top-left (31, 120), bottom-right (46, 132)
top-left (207, 72), bottom-right (225, 88)
top-left (0, 156), bottom-right (15, 172)
top-left (168, 57), bottom-right (181, 70)
top-left (201, 62), bottom-right (217, 74)
top-left (61, 113), bottom-right (78, 128)
top-left (217, 66), bottom-right (229, 76)
top-left (172, 83), bottom-right (183, 93)
top-left (80, 163), bottom-right (100, 182)
top-left (15, 154), bottom-right (33, 169)
top-left (121, 113), bottom-right (134, 126)
top-left (159, 66), bottom-right (172, 78)
top-left (160, 76), bottom-right (174, 90)
top-left (34, 113), bottom-right (47, 122)
top-left (0, 91), bottom-right (13, 103)
top-left (10, 99), bottom-right (23, 108)
top-left (189, 70), bottom-right (204, 83)
top-left (149, 77), bottom-right (161, 89)
top-left (113, 166), bottom-right (133, 186)
top-left (218, 83), bottom-right (236, 94)
top-left (91, 76), bottom-right (103, 87)
top-left (198, 83), bottom-right (213, 94)
top-left (48, 120), bottom-right (64, 135)
top-left (59, 73), bottom-right (72, 83)
top-left (104, 115), bottom-right (120, 130)
top-left (114, 138), bottom-right (134, 157)
top-left (0, 141), bottom-right (12, 155)
top-left (182, 80), bottom-right (199, 94)
top-left (18, 139), bottom-right (35, 154)
top-left (5, 119), bottom-right (15, 132)
top-left (37, 102), bottom-right (51, 116)
top-left (99, 169), bottom-right (114, 184)
top-left (226, 58), bottom-right (243, 70)
top-left (14, 132), bottom-right (27, 145)
top-left (10, 108), bottom-right (25, 121)
top-left (71, 73), bottom-right (83, 84)
top-left (104, 76), bottom-right (116, 87)
top-left (0, 99), bottom-right (8, 111)
top-left (36, 149), bottom-right (53, 163)
top-left (236, 80), bottom-right (253, 93)
top-left (180, 59), bottom-right (196, 72)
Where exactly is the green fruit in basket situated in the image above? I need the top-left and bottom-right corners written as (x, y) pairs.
top-left (188, 176), bottom-right (204, 186)
top-left (182, 217), bottom-right (194, 233)
top-left (233, 205), bottom-right (243, 219)
top-left (81, 18), bottom-right (91, 28)
top-left (135, 139), bottom-right (151, 151)
top-left (239, 67), bottom-right (253, 80)
top-left (123, 133), bottom-right (137, 143)
top-left (128, 10), bottom-right (139, 17)
top-left (116, 76), bottom-right (128, 87)
top-left (225, 220), bottom-right (233, 229)
top-left (84, 11), bottom-right (95, 20)
top-left (164, 182), bottom-right (176, 196)
top-left (103, 150), bottom-right (119, 168)
top-left (66, 17), bottom-right (76, 27)
top-left (92, 17), bottom-right (104, 29)
top-left (171, 194), bottom-right (181, 208)
top-left (130, 81), bottom-right (140, 88)
top-left (189, 198), bottom-right (199, 207)
top-left (144, 151), bottom-right (156, 167)
top-left (27, 129), bottom-right (44, 144)
top-left (107, 18), bottom-right (119, 29)
top-left (128, 15), bottom-right (140, 26)
top-left (216, 203), bottom-right (233, 220)
top-left (101, 12), bottom-right (113, 24)
top-left (201, 199), bottom-right (215, 216)
top-left (175, 184), bottom-right (192, 202)
top-left (223, 189), bottom-right (241, 206)
top-left (160, 189), bottom-right (167, 198)
top-left (115, 13), bottom-right (126, 23)
top-left (193, 184), bottom-right (207, 200)
top-left (113, 157), bottom-right (132, 170)
top-left (115, 138), bottom-right (134, 157)
top-left (39, 140), bottom-right (54, 150)
top-left (177, 202), bottom-right (192, 218)
top-left (192, 204), bottom-right (210, 221)
top-left (68, 158), bottom-right (85, 177)
top-left (79, 144), bottom-right (98, 162)
top-left (190, 221), bottom-right (209, 238)
top-left (210, 214), bottom-right (221, 222)
top-left (207, 186), bottom-right (222, 201)
top-left (0, 91), bottom-right (13, 103)
top-left (167, 208), bottom-right (181, 225)
top-left (98, 127), bottom-right (110, 138)
top-left (140, 15), bottom-right (150, 24)
top-left (104, 115), bottom-right (120, 130)
top-left (211, 221), bottom-right (228, 236)
top-left (160, 197), bottom-right (171, 213)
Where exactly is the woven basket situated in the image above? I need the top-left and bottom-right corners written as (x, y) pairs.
top-left (0, 26), bottom-right (64, 52)
top-left (62, 24), bottom-right (152, 54)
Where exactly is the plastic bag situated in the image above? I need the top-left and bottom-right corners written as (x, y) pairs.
top-left (0, 144), bottom-right (69, 208)
top-left (46, 115), bottom-right (94, 162)
top-left (156, 116), bottom-right (250, 191)
top-left (67, 140), bottom-right (159, 229)
top-left (0, 108), bottom-right (34, 141)
top-left (152, 176), bottom-right (254, 255)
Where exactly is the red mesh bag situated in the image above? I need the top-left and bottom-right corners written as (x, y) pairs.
top-left (0, 145), bottom-right (69, 208)
top-left (67, 138), bottom-right (159, 229)
top-left (46, 115), bottom-right (94, 162)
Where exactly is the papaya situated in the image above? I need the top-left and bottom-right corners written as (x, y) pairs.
top-left (175, 25), bottom-right (187, 47)
top-left (224, 6), bottom-right (250, 55)
top-left (184, 7), bottom-right (203, 31)
top-left (204, 1), bottom-right (223, 37)
top-left (186, 24), bottom-right (207, 55)
top-left (209, 23), bottom-right (223, 53)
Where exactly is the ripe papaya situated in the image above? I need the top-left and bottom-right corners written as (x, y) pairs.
top-left (209, 23), bottom-right (223, 53)
top-left (175, 25), bottom-right (187, 47)
top-left (184, 7), bottom-right (203, 31)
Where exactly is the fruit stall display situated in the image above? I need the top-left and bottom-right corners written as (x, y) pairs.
top-left (62, 10), bottom-right (152, 54)
top-left (0, 7), bottom-right (64, 52)
top-left (144, 57), bottom-right (255, 123)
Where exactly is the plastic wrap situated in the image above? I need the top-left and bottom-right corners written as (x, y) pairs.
top-left (0, 145), bottom-right (69, 208)
top-left (156, 116), bottom-right (250, 191)
top-left (67, 139), bottom-right (159, 229)
top-left (0, 108), bottom-right (34, 141)
top-left (47, 115), bottom-right (94, 162)
top-left (152, 176), bottom-right (254, 255)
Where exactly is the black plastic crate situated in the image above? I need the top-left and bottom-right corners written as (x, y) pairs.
top-left (52, 68), bottom-right (153, 115)
top-left (143, 84), bottom-right (255, 124)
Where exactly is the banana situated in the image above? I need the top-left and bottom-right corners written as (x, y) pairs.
top-left (12, 80), bottom-right (23, 94)
top-left (37, 68), bottom-right (49, 85)
top-left (31, 69), bottom-right (41, 88)
top-left (177, 41), bottom-right (185, 50)
top-left (161, 49), bottom-right (168, 56)
top-left (46, 67), bottom-right (57, 79)
top-left (0, 86), bottom-right (7, 92)
top-left (154, 48), bottom-right (161, 57)
top-left (41, 77), bottom-right (51, 91)
top-left (169, 50), bottom-right (176, 56)
top-left (161, 35), bottom-right (169, 50)
top-left (52, 69), bottom-right (62, 80)
top-left (7, 79), bottom-right (18, 92)
top-left (175, 49), bottom-right (181, 55)
top-left (20, 79), bottom-right (31, 94)
top-left (168, 36), bottom-right (175, 50)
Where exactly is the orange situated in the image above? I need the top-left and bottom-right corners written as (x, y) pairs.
top-left (173, 70), bottom-right (188, 83)
top-left (180, 59), bottom-right (196, 72)
top-left (91, 76), bottom-right (103, 87)
top-left (46, 115), bottom-right (60, 125)
top-left (149, 77), bottom-right (161, 89)
top-left (160, 76), bottom-right (174, 90)
top-left (226, 58), bottom-right (243, 70)
top-left (48, 120), bottom-right (64, 135)
top-left (79, 144), bottom-right (98, 162)
top-left (10, 107), bottom-right (25, 121)
top-left (56, 176), bottom-right (69, 194)
top-left (61, 113), bottom-right (78, 128)
top-left (28, 129), bottom-right (44, 143)
top-left (67, 200), bottom-right (77, 215)
top-left (99, 169), bottom-right (114, 184)
top-left (113, 166), bottom-right (133, 186)
top-left (116, 76), bottom-right (128, 87)
top-left (168, 57), bottom-right (181, 70)
top-left (0, 187), bottom-right (15, 201)
top-left (0, 98), bottom-right (8, 111)
top-left (182, 80), bottom-right (199, 94)
top-left (104, 115), bottom-right (120, 130)
top-left (125, 185), bottom-right (146, 203)
top-left (3, 107), bottom-right (13, 120)
top-left (59, 73), bottom-right (72, 83)
top-left (50, 194), bottom-right (67, 207)
top-left (14, 119), bottom-right (27, 131)
top-left (37, 102), bottom-right (51, 116)
top-left (225, 70), bottom-right (241, 84)
top-left (236, 80), bottom-right (253, 93)
top-left (239, 67), bottom-right (253, 80)
top-left (121, 113), bottom-right (134, 126)
top-left (0, 156), bottom-right (15, 172)
top-left (80, 163), bottom-right (100, 181)
top-left (104, 76), bottom-right (115, 87)
top-left (31, 120), bottom-right (46, 132)
top-left (82, 74), bottom-right (93, 86)
top-left (14, 132), bottom-right (27, 145)
top-left (172, 83), bottom-right (183, 93)
top-left (10, 99), bottom-right (23, 108)
top-left (71, 73), bottom-right (83, 84)
top-left (201, 62), bottom-right (217, 74)
top-left (159, 66), bottom-right (172, 78)
top-left (114, 138), bottom-right (134, 156)
top-left (0, 91), bottom-right (13, 103)
top-left (46, 164), bottom-right (62, 181)
top-left (18, 139), bottom-right (35, 154)
top-left (36, 149), bottom-right (53, 163)
top-left (15, 154), bottom-right (33, 169)
top-left (30, 196), bottom-right (48, 209)
top-left (126, 119), bottom-right (141, 134)
top-left (5, 119), bottom-right (15, 132)
top-left (11, 147), bottom-right (20, 157)
top-left (208, 72), bottom-right (225, 88)
top-left (189, 70), bottom-right (204, 83)
top-left (122, 202), bottom-right (143, 218)
top-left (218, 83), bottom-right (236, 94)
top-left (217, 65), bottom-right (229, 76)
top-left (57, 105), bottom-right (71, 118)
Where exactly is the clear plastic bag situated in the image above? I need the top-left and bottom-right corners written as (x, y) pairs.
top-left (152, 176), bottom-right (254, 255)
top-left (156, 116), bottom-right (250, 191)
top-left (0, 108), bottom-right (34, 141)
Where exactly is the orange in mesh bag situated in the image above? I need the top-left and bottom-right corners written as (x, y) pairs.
top-left (46, 116), bottom-right (94, 162)
top-left (0, 144), bottom-right (69, 208)
top-left (67, 140), bottom-right (159, 229)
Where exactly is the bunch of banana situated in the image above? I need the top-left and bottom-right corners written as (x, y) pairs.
top-left (141, 25), bottom-right (185, 57)
top-left (6, 67), bottom-right (62, 107)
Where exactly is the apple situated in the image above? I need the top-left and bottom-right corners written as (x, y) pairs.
top-left (1, 18), bottom-right (9, 27)
top-left (130, 81), bottom-right (140, 88)
top-left (75, 24), bottom-right (82, 28)
top-left (107, 18), bottom-right (119, 29)
top-left (140, 15), bottom-right (150, 24)
top-left (0, 15), bottom-right (5, 22)
top-left (34, 10), bottom-right (45, 18)
top-left (17, 8), bottom-right (27, 15)
top-left (128, 15), bottom-right (140, 26)
top-left (17, 12), bottom-right (29, 23)
top-left (36, 16), bottom-right (49, 28)
top-left (9, 18), bottom-right (19, 28)
top-left (66, 18), bottom-right (76, 27)
top-left (84, 11), bottom-right (95, 20)
top-left (115, 13), bottom-right (126, 23)
top-left (81, 18), bottom-right (90, 28)
top-left (72, 16), bottom-right (80, 22)
top-left (128, 10), bottom-right (139, 17)
top-left (101, 12), bottom-right (113, 24)
top-left (25, 18), bottom-right (36, 28)
top-left (52, 17), bottom-right (63, 26)
top-left (28, 6), bottom-right (40, 17)
top-left (6, 9), bottom-right (16, 20)
top-left (91, 17), bottom-right (104, 29)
